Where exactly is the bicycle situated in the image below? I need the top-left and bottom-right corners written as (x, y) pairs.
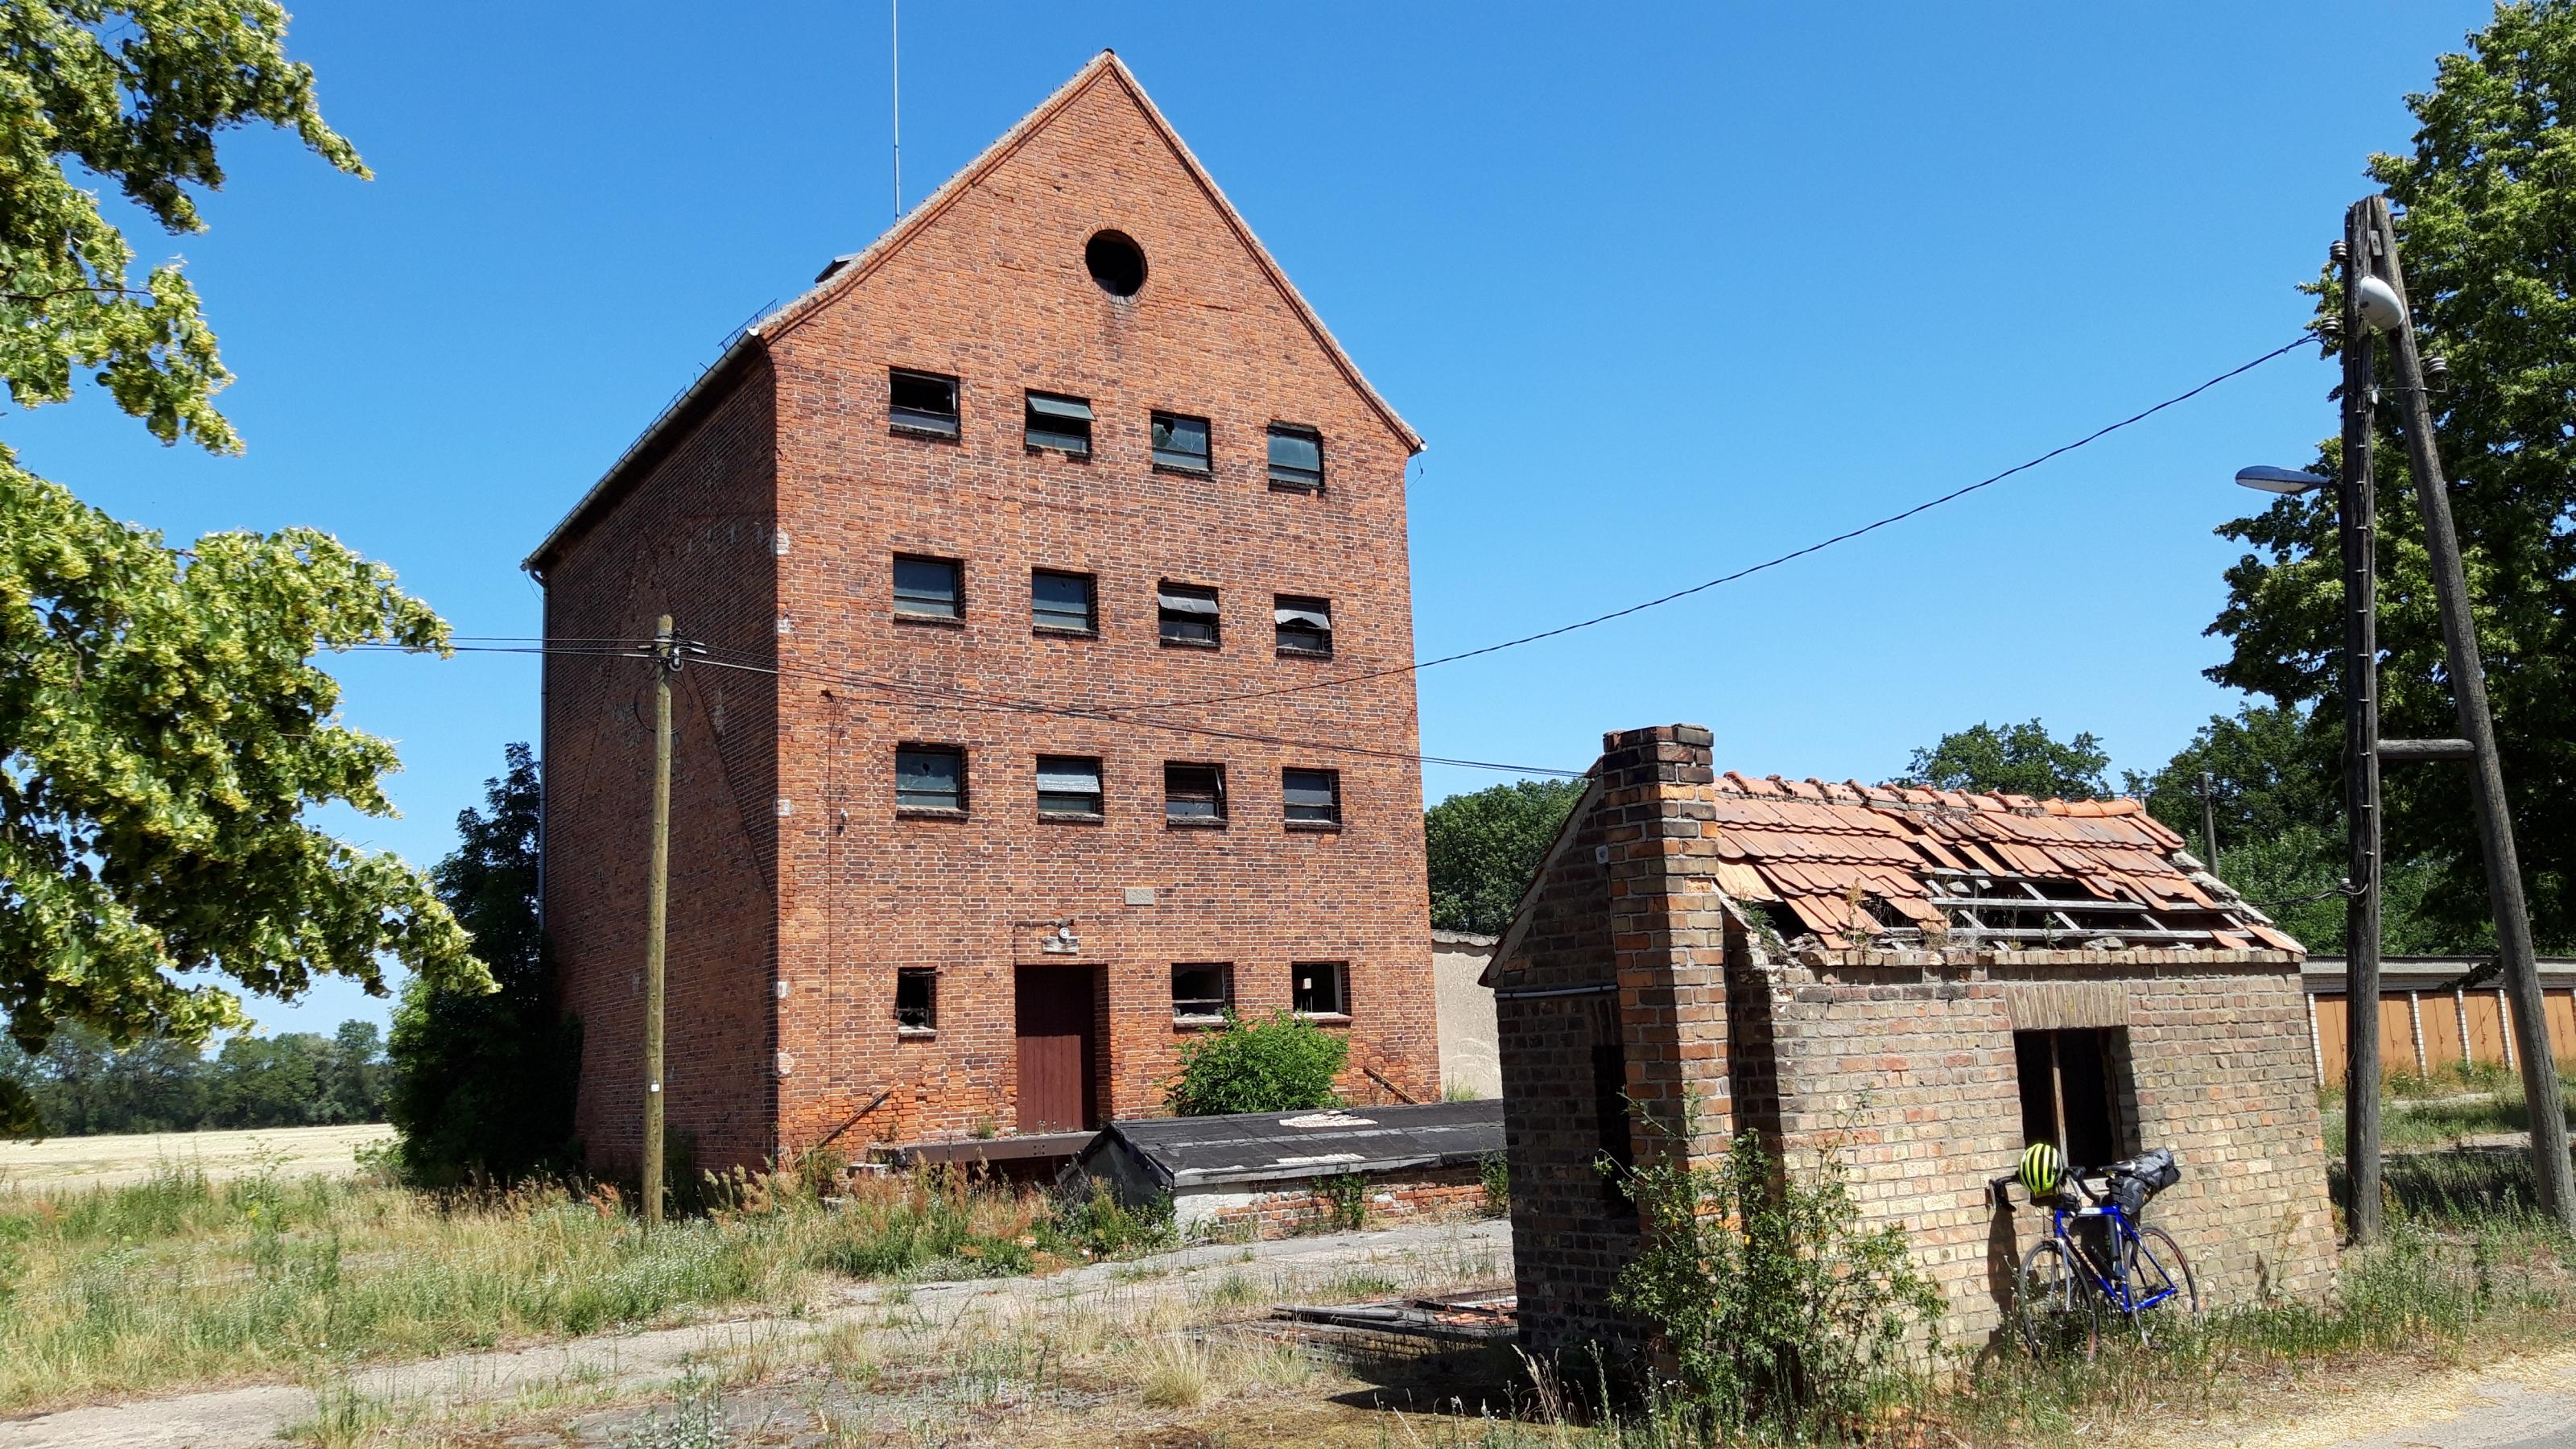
top-left (1999, 1147), bottom-right (2202, 1356)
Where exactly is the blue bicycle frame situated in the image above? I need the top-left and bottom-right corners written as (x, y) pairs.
top-left (2048, 1186), bottom-right (2181, 1316)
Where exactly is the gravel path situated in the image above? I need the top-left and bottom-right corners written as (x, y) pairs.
top-left (0, 1217), bottom-right (1512, 1448)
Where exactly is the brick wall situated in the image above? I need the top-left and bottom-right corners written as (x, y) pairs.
top-left (1494, 724), bottom-right (2340, 1360)
top-left (538, 354), bottom-right (782, 1175)
top-left (536, 57), bottom-right (1435, 1171)
top-left (1752, 955), bottom-right (2340, 1348)
top-left (1182, 1163), bottom-right (1493, 1240)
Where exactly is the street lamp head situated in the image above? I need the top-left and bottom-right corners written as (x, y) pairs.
top-left (2355, 275), bottom-right (2407, 333)
top-left (2235, 465), bottom-right (2334, 494)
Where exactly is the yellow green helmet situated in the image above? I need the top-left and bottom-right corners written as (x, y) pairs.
top-left (2020, 1141), bottom-right (2063, 1199)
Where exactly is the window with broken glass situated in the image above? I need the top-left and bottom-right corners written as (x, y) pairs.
top-left (1031, 569), bottom-right (1096, 634)
top-left (1165, 762), bottom-right (1225, 824)
top-left (889, 369), bottom-right (960, 438)
top-left (1158, 583), bottom-right (1220, 646)
top-left (1171, 963), bottom-right (1233, 1022)
top-left (894, 745), bottom-right (965, 813)
top-left (896, 968), bottom-right (938, 1032)
top-left (1274, 596), bottom-right (1332, 656)
top-left (1150, 411), bottom-right (1210, 472)
top-left (1293, 961), bottom-right (1348, 1017)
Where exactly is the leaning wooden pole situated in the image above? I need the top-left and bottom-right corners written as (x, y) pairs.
top-left (2337, 204), bottom-right (2384, 1245)
top-left (2360, 196), bottom-right (2576, 1230)
top-left (642, 614), bottom-right (675, 1228)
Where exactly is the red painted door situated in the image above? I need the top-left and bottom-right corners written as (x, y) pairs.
top-left (1015, 967), bottom-right (1098, 1133)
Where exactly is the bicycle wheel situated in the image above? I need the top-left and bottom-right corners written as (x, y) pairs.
top-left (2128, 1226), bottom-right (2202, 1347)
top-left (2016, 1237), bottom-right (2100, 1358)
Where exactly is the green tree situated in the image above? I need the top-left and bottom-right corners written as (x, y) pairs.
top-left (2127, 704), bottom-right (2471, 955)
top-left (2211, 0), bottom-right (2576, 950)
top-left (1167, 1011), bottom-right (1349, 1117)
top-left (323, 1020), bottom-right (386, 1123)
top-left (387, 745), bottom-right (580, 1186)
top-left (1425, 778), bottom-right (1587, 934)
top-left (206, 1031), bottom-right (331, 1128)
top-left (1896, 719), bottom-right (2113, 800)
top-left (1, 2), bottom-right (485, 1137)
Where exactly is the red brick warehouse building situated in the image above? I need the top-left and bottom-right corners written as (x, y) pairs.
top-left (524, 53), bottom-right (1439, 1172)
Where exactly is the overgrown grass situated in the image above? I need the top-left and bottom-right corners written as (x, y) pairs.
top-left (1424, 1152), bottom-right (2576, 1449)
top-left (0, 1160), bottom-right (1170, 1411)
top-left (2321, 1067), bottom-right (2576, 1155)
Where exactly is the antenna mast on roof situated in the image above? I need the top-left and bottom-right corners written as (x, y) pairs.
top-left (890, 0), bottom-right (902, 221)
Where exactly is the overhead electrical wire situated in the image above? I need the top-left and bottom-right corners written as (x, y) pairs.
top-left (1113, 332), bottom-right (2320, 716)
top-left (338, 330), bottom-right (2319, 778)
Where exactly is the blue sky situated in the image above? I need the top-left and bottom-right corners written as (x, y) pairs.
top-left (8, 2), bottom-right (2494, 1034)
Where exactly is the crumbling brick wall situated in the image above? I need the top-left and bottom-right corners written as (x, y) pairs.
top-left (1495, 723), bottom-right (2340, 1360)
top-left (1749, 955), bottom-right (2339, 1348)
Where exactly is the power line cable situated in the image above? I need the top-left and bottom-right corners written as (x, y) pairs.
top-left (683, 651), bottom-right (1591, 777)
top-left (1116, 332), bottom-right (2321, 717)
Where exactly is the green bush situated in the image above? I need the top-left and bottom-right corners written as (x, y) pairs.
top-left (386, 745), bottom-right (582, 1188)
top-left (1166, 1010), bottom-right (1348, 1117)
top-left (1610, 1122), bottom-right (1942, 1439)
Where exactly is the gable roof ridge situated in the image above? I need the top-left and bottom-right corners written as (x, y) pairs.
top-left (757, 52), bottom-right (1422, 454)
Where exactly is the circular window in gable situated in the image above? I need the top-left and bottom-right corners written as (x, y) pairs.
top-left (1085, 230), bottom-right (1147, 297)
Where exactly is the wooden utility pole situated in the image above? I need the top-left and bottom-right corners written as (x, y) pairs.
top-left (642, 614), bottom-right (676, 1228)
top-left (2358, 196), bottom-right (2576, 1229)
top-left (2337, 206), bottom-right (2385, 1245)
top-left (2195, 770), bottom-right (2222, 877)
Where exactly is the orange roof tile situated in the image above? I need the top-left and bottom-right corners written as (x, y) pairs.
top-left (1685, 768), bottom-right (2292, 956)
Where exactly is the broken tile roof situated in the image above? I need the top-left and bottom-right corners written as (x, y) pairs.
top-left (1697, 772), bottom-right (2301, 956)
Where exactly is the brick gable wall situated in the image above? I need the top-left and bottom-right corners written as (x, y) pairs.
top-left (543, 62), bottom-right (1436, 1168)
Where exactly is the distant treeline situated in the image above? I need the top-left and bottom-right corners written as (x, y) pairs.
top-left (0, 1021), bottom-right (388, 1137)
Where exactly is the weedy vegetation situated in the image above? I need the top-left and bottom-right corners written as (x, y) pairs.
top-left (0, 1157), bottom-right (1171, 1411)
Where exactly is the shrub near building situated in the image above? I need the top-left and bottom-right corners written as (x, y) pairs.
top-left (1167, 1011), bottom-right (1348, 1117)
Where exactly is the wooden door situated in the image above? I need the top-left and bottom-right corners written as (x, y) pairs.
top-left (1015, 967), bottom-right (1098, 1133)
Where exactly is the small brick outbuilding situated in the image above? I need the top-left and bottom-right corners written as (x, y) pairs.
top-left (1489, 724), bottom-right (2341, 1356)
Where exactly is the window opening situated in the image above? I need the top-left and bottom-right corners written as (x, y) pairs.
top-left (889, 369), bottom-right (959, 438)
top-left (1171, 963), bottom-right (1232, 1022)
top-left (1591, 1028), bottom-right (1634, 1203)
top-left (1085, 230), bottom-right (1147, 296)
top-left (1282, 767), bottom-right (1341, 826)
top-left (1165, 762), bottom-right (1226, 823)
top-left (1151, 411), bottom-right (1210, 472)
top-left (1158, 582), bottom-right (1220, 646)
top-left (894, 745), bottom-right (965, 812)
top-left (1031, 569), bottom-right (1096, 634)
top-left (1274, 595), bottom-right (1333, 656)
top-left (2013, 1028), bottom-right (2128, 1168)
top-left (1267, 424), bottom-right (1323, 490)
top-left (1025, 391), bottom-right (1093, 455)
top-left (896, 968), bottom-right (938, 1031)
top-left (892, 555), bottom-right (961, 620)
top-left (1294, 960), bottom-right (1348, 1016)
top-left (1036, 756), bottom-right (1104, 818)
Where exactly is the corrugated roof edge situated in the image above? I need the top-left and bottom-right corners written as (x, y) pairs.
top-left (522, 333), bottom-right (767, 575)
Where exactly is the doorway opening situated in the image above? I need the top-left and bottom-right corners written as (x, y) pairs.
top-left (1015, 966), bottom-right (1100, 1133)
